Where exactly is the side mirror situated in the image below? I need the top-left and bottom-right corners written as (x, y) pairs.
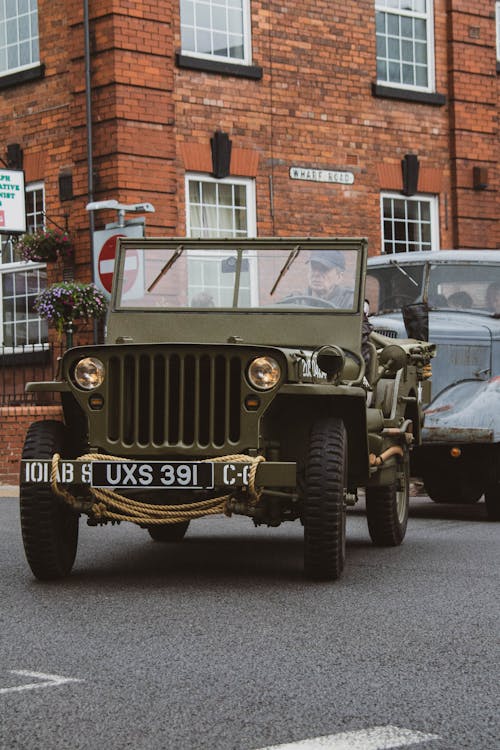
top-left (402, 302), bottom-right (429, 341)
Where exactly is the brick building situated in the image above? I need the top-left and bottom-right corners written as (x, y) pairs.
top-left (0, 0), bottom-right (498, 483)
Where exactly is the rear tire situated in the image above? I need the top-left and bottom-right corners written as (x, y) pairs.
top-left (147, 521), bottom-right (190, 541)
top-left (20, 421), bottom-right (79, 580)
top-left (366, 448), bottom-right (409, 546)
top-left (303, 417), bottom-right (347, 581)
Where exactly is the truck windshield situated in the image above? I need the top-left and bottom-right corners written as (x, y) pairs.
top-left (367, 262), bottom-right (500, 315)
top-left (115, 244), bottom-right (361, 312)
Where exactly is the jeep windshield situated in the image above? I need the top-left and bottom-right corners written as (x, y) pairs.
top-left (367, 260), bottom-right (500, 316)
top-left (115, 241), bottom-right (362, 312)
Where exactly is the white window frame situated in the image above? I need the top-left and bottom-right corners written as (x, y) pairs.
top-left (180, 0), bottom-right (252, 65)
top-left (185, 173), bottom-right (257, 305)
top-left (0, 181), bottom-right (48, 349)
top-left (375, 0), bottom-right (436, 93)
top-left (0, 0), bottom-right (40, 78)
top-left (380, 192), bottom-right (439, 254)
top-left (185, 173), bottom-right (256, 238)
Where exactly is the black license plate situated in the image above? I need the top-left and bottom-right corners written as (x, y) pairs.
top-left (91, 461), bottom-right (214, 489)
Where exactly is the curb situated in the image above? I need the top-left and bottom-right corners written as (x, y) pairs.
top-left (0, 486), bottom-right (19, 498)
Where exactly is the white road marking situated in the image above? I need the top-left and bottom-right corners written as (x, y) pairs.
top-left (254, 725), bottom-right (439, 750)
top-left (0, 670), bottom-right (82, 695)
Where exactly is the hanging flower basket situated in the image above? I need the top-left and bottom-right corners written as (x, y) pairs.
top-left (34, 282), bottom-right (108, 336)
top-left (14, 228), bottom-right (75, 263)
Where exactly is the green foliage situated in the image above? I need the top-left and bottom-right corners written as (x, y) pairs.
top-left (14, 228), bottom-right (75, 263)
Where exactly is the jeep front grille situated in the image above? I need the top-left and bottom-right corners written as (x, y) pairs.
top-left (106, 352), bottom-right (242, 449)
top-left (374, 327), bottom-right (398, 338)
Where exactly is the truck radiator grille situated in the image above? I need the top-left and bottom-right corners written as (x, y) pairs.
top-left (106, 352), bottom-right (242, 449)
top-left (374, 327), bottom-right (399, 338)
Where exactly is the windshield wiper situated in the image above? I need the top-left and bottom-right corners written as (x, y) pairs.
top-left (389, 258), bottom-right (419, 287)
top-left (147, 244), bottom-right (184, 292)
top-left (270, 245), bottom-right (301, 296)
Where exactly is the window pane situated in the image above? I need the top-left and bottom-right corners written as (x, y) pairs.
top-left (387, 14), bottom-right (399, 36)
top-left (402, 64), bottom-right (414, 85)
top-left (196, 28), bottom-right (212, 54)
top-left (218, 184), bottom-right (233, 206)
top-left (181, 0), bottom-right (247, 62)
top-left (228, 8), bottom-right (243, 34)
top-left (414, 18), bottom-right (426, 40)
top-left (197, 3), bottom-right (211, 27)
top-left (182, 1), bottom-right (195, 25)
top-left (213, 33), bottom-right (228, 57)
top-left (415, 65), bottom-right (428, 87)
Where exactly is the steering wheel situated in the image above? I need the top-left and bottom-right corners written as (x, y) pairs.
top-left (381, 294), bottom-right (415, 309)
top-left (275, 294), bottom-right (336, 309)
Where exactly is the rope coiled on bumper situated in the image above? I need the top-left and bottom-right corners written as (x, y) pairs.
top-left (50, 452), bottom-right (266, 525)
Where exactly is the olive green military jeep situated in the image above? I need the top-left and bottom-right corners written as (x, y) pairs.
top-left (20, 238), bottom-right (434, 581)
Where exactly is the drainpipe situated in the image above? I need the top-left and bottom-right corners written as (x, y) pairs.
top-left (83, 0), bottom-right (97, 342)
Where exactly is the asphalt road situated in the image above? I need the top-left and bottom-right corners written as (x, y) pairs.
top-left (0, 492), bottom-right (498, 750)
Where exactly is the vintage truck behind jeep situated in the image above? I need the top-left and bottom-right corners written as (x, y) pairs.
top-left (20, 238), bottom-right (434, 580)
top-left (366, 249), bottom-right (500, 521)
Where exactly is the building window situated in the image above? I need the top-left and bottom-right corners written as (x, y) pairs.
top-left (185, 174), bottom-right (256, 305)
top-left (0, 0), bottom-right (39, 77)
top-left (186, 174), bottom-right (255, 238)
top-left (180, 0), bottom-right (251, 64)
top-left (381, 193), bottom-right (439, 253)
top-left (0, 182), bottom-right (47, 347)
top-left (375, 0), bottom-right (435, 92)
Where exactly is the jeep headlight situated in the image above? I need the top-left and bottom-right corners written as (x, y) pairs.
top-left (247, 356), bottom-right (281, 390)
top-left (73, 357), bottom-right (105, 390)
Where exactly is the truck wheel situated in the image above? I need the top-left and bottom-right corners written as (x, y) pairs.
top-left (147, 521), bottom-right (190, 541)
top-left (423, 473), bottom-right (482, 505)
top-left (20, 421), bottom-right (79, 580)
top-left (365, 449), bottom-right (409, 546)
top-left (303, 417), bottom-right (347, 581)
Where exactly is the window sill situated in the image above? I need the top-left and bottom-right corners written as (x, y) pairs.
top-left (372, 83), bottom-right (446, 106)
top-left (0, 63), bottom-right (45, 90)
top-left (176, 53), bottom-right (262, 80)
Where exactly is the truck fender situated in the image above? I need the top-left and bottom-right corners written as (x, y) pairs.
top-left (422, 377), bottom-right (500, 444)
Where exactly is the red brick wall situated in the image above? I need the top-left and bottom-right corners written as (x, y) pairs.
top-left (446, 2), bottom-right (499, 248)
top-left (0, 406), bottom-right (63, 486)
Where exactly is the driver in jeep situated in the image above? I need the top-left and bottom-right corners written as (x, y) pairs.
top-left (307, 249), bottom-right (354, 307)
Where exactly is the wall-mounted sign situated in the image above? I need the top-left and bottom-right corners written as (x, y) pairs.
top-left (0, 169), bottom-right (26, 233)
top-left (289, 166), bottom-right (354, 185)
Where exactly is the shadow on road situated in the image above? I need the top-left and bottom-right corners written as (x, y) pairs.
top-left (408, 495), bottom-right (491, 523)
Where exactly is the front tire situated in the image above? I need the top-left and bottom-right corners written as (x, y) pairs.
top-left (365, 448), bottom-right (409, 546)
top-left (303, 417), bottom-right (347, 581)
top-left (147, 521), bottom-right (190, 541)
top-left (20, 421), bottom-right (79, 580)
